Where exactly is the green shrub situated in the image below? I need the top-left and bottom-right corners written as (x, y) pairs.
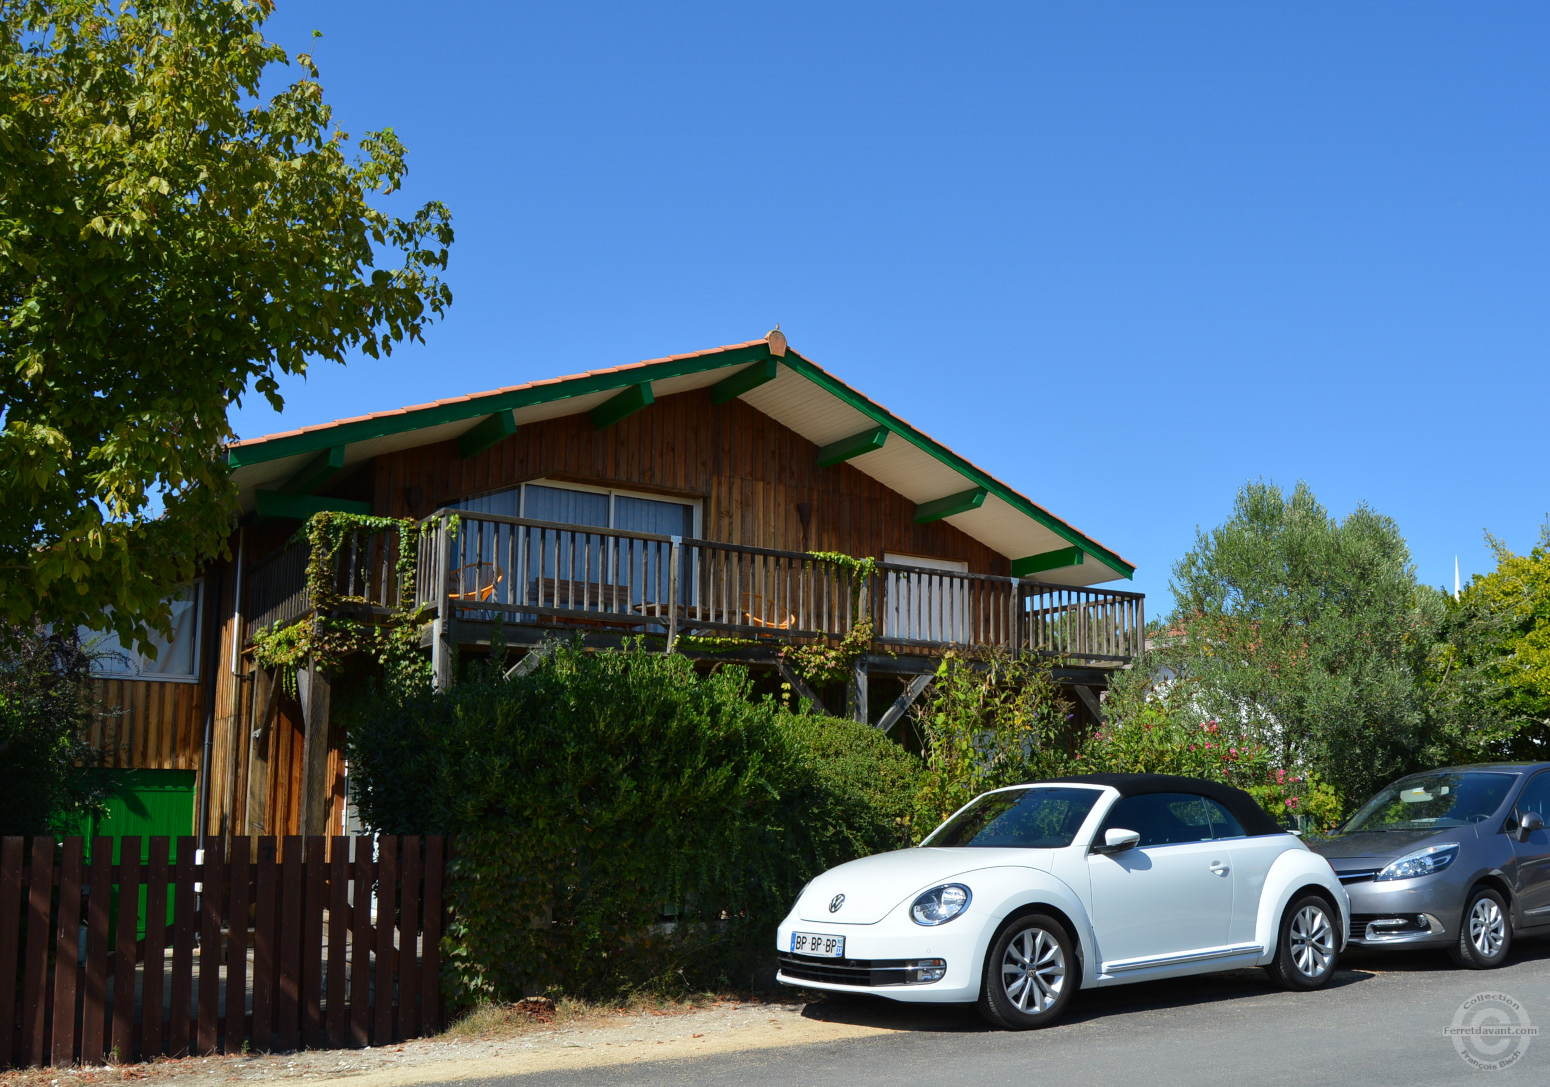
top-left (912, 651), bottom-right (1074, 834)
top-left (0, 623), bottom-right (103, 835)
top-left (348, 640), bottom-right (921, 1001)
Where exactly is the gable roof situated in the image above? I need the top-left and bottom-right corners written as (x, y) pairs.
top-left (227, 337), bottom-right (1136, 584)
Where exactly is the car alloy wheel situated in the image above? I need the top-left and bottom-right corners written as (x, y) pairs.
top-left (1267, 893), bottom-right (1339, 991)
top-left (1451, 886), bottom-right (1512, 969)
top-left (1289, 903), bottom-right (1335, 979)
top-left (977, 912), bottom-right (1076, 1029)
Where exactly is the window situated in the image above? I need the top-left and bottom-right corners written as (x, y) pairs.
top-left (1099, 793), bottom-right (1227, 848)
top-left (454, 481), bottom-right (698, 610)
top-left (1517, 773), bottom-right (1550, 821)
top-left (80, 582), bottom-right (203, 683)
top-left (457, 481), bottom-right (696, 537)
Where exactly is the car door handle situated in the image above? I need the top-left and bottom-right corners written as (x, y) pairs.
top-left (1209, 861), bottom-right (1230, 876)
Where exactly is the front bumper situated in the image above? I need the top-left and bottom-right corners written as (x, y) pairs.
top-left (1338, 871), bottom-right (1466, 948)
top-left (774, 913), bottom-right (987, 1003)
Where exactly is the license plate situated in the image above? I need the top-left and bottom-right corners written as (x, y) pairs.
top-left (791, 931), bottom-right (845, 958)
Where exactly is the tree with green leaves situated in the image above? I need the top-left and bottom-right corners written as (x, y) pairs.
top-left (0, 0), bottom-right (452, 650)
top-left (1107, 480), bottom-right (1443, 811)
top-left (1432, 523), bottom-right (1550, 758)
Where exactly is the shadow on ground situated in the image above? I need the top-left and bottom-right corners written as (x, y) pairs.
top-left (797, 966), bottom-right (1376, 1034)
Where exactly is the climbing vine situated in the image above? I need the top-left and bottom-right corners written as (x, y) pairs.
top-left (250, 512), bottom-right (447, 694)
top-left (781, 551), bottom-right (880, 688)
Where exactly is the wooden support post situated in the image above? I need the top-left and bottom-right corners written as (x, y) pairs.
top-left (848, 658), bottom-right (869, 724)
top-left (432, 515), bottom-right (454, 690)
top-left (298, 660), bottom-right (332, 838)
top-left (876, 673), bottom-right (932, 735)
top-left (246, 667), bottom-right (279, 835)
top-left (773, 659), bottom-right (826, 716)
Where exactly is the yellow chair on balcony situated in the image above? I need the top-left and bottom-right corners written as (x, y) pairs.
top-left (450, 563), bottom-right (504, 603)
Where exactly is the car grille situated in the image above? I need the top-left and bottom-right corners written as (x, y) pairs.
top-left (778, 953), bottom-right (920, 987)
top-left (1337, 870), bottom-right (1379, 885)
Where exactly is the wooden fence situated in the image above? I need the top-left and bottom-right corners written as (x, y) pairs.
top-left (1, 834), bottom-right (446, 1069)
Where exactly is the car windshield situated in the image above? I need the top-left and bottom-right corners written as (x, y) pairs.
top-left (923, 787), bottom-right (1100, 849)
top-left (1341, 771), bottom-right (1516, 833)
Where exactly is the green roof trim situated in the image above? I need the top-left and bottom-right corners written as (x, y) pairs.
top-left (458, 410), bottom-right (518, 459)
top-left (223, 337), bottom-right (1132, 581)
top-left (277, 445), bottom-right (345, 495)
top-left (254, 491), bottom-right (372, 521)
top-left (914, 486), bottom-right (987, 524)
top-left (779, 351), bottom-right (1135, 580)
top-left (710, 358), bottom-right (779, 404)
top-left (591, 382), bottom-right (654, 430)
top-left (226, 342), bottom-right (775, 468)
top-left (816, 425), bottom-right (889, 468)
top-left (1012, 546), bottom-right (1086, 578)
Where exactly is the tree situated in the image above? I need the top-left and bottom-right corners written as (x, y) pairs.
top-left (0, 0), bottom-right (453, 651)
top-left (1107, 481), bottom-right (1441, 810)
top-left (1434, 523), bottom-right (1550, 757)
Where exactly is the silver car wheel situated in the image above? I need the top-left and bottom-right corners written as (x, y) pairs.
top-left (1469, 896), bottom-right (1507, 958)
top-left (1000, 925), bottom-right (1066, 1013)
top-left (1288, 903), bottom-right (1334, 978)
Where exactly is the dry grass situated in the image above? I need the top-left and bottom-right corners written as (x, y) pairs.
top-left (444, 990), bottom-right (749, 1040)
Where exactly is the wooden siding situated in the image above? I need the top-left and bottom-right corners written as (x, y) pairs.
top-left (372, 387), bottom-right (1011, 574)
top-left (88, 679), bottom-right (204, 771)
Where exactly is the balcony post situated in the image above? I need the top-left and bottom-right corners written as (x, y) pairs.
top-left (665, 536), bottom-right (681, 654)
top-left (847, 658), bottom-right (868, 724)
top-left (432, 514), bottom-right (454, 690)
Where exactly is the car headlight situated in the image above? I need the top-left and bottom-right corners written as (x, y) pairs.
top-left (911, 884), bottom-right (972, 926)
top-left (1376, 844), bottom-right (1460, 882)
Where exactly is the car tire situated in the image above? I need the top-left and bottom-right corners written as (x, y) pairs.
top-left (977, 912), bottom-right (1077, 1029)
top-left (1450, 886), bottom-right (1511, 969)
top-left (1265, 892), bottom-right (1339, 991)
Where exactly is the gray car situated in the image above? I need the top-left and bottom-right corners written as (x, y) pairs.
top-left (1310, 763), bottom-right (1550, 968)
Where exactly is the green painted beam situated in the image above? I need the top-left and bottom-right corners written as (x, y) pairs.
top-left (458, 410), bottom-right (518, 459)
top-left (277, 445), bottom-right (345, 495)
top-left (710, 358), bottom-right (779, 404)
top-left (1012, 546), bottom-right (1086, 578)
top-left (913, 486), bottom-right (988, 524)
top-left (780, 351), bottom-right (1135, 580)
top-left (816, 425), bottom-right (888, 467)
top-left (590, 382), bottom-right (655, 430)
top-left (227, 342), bottom-right (774, 467)
top-left (254, 491), bottom-right (373, 521)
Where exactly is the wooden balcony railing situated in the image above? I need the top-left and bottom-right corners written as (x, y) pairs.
top-left (245, 524), bottom-right (411, 639)
top-left (243, 510), bottom-right (1145, 665)
top-left (417, 511), bottom-right (1144, 664)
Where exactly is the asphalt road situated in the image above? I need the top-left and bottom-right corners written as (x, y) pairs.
top-left (437, 943), bottom-right (1550, 1087)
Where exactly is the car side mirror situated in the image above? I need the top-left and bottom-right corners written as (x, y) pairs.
top-left (1516, 811), bottom-right (1544, 842)
top-left (1093, 827), bottom-right (1141, 854)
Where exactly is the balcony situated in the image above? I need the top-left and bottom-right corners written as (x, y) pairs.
top-left (244, 510), bottom-right (1145, 674)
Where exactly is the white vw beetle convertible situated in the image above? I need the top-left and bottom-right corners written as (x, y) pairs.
top-left (777, 773), bottom-right (1348, 1028)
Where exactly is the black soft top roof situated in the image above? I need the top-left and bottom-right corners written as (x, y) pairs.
top-left (1046, 773), bottom-right (1285, 838)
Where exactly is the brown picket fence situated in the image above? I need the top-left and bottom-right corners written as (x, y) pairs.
top-left (0, 834), bottom-right (447, 1068)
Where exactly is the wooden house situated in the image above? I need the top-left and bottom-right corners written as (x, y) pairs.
top-left (91, 333), bottom-right (1144, 841)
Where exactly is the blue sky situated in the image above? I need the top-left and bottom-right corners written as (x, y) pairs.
top-left (231, 2), bottom-right (1550, 610)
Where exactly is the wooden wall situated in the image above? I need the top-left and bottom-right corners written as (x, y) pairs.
top-left (88, 678), bottom-right (204, 770)
top-left (371, 387), bottom-right (1011, 574)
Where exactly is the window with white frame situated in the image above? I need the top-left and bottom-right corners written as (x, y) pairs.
top-left (80, 581), bottom-right (204, 682)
